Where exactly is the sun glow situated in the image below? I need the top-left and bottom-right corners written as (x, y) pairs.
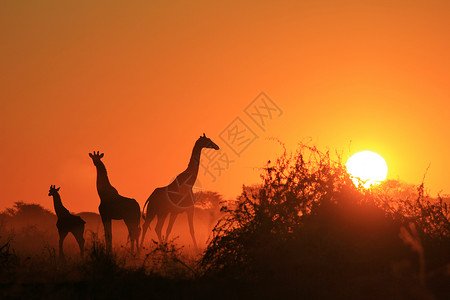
top-left (346, 151), bottom-right (388, 188)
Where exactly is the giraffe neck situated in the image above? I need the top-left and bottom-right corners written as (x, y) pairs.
top-left (94, 161), bottom-right (118, 200)
top-left (52, 193), bottom-right (70, 217)
top-left (95, 161), bottom-right (113, 191)
top-left (185, 141), bottom-right (203, 184)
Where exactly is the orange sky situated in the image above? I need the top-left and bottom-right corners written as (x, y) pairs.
top-left (1, 1), bottom-right (450, 213)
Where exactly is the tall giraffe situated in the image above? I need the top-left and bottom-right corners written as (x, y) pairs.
top-left (89, 151), bottom-right (141, 253)
top-left (48, 185), bottom-right (85, 258)
top-left (140, 133), bottom-right (219, 250)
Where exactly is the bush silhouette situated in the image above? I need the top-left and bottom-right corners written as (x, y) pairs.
top-left (0, 202), bottom-right (57, 256)
top-left (202, 144), bottom-right (449, 298)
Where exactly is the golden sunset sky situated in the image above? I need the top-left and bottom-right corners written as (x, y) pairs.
top-left (1, 1), bottom-right (450, 213)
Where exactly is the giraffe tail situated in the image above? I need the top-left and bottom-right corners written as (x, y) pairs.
top-left (142, 188), bottom-right (159, 221)
top-left (142, 197), bottom-right (150, 221)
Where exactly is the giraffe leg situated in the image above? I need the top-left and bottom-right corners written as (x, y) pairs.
top-left (187, 207), bottom-right (198, 250)
top-left (101, 216), bottom-right (112, 253)
top-left (155, 212), bottom-right (168, 244)
top-left (58, 230), bottom-right (68, 259)
top-left (125, 222), bottom-right (134, 253)
top-left (73, 225), bottom-right (85, 258)
top-left (134, 224), bottom-right (141, 254)
top-left (140, 211), bottom-right (156, 250)
top-left (125, 219), bottom-right (140, 254)
top-left (165, 213), bottom-right (178, 242)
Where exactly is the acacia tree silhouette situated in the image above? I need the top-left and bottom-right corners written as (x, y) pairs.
top-left (140, 133), bottom-right (219, 250)
top-left (48, 185), bottom-right (85, 259)
top-left (89, 151), bottom-right (141, 253)
top-left (194, 191), bottom-right (225, 233)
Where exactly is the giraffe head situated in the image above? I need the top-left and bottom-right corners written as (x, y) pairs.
top-left (89, 151), bottom-right (104, 166)
top-left (198, 133), bottom-right (220, 150)
top-left (48, 185), bottom-right (60, 197)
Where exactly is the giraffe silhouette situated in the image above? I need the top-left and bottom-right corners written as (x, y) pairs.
top-left (48, 185), bottom-right (85, 259)
top-left (89, 151), bottom-right (141, 253)
top-left (140, 133), bottom-right (219, 250)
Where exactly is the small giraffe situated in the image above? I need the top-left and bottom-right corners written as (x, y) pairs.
top-left (48, 185), bottom-right (85, 259)
top-left (89, 151), bottom-right (141, 253)
top-left (140, 133), bottom-right (219, 250)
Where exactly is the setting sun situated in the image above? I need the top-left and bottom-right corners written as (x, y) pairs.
top-left (346, 151), bottom-right (388, 188)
